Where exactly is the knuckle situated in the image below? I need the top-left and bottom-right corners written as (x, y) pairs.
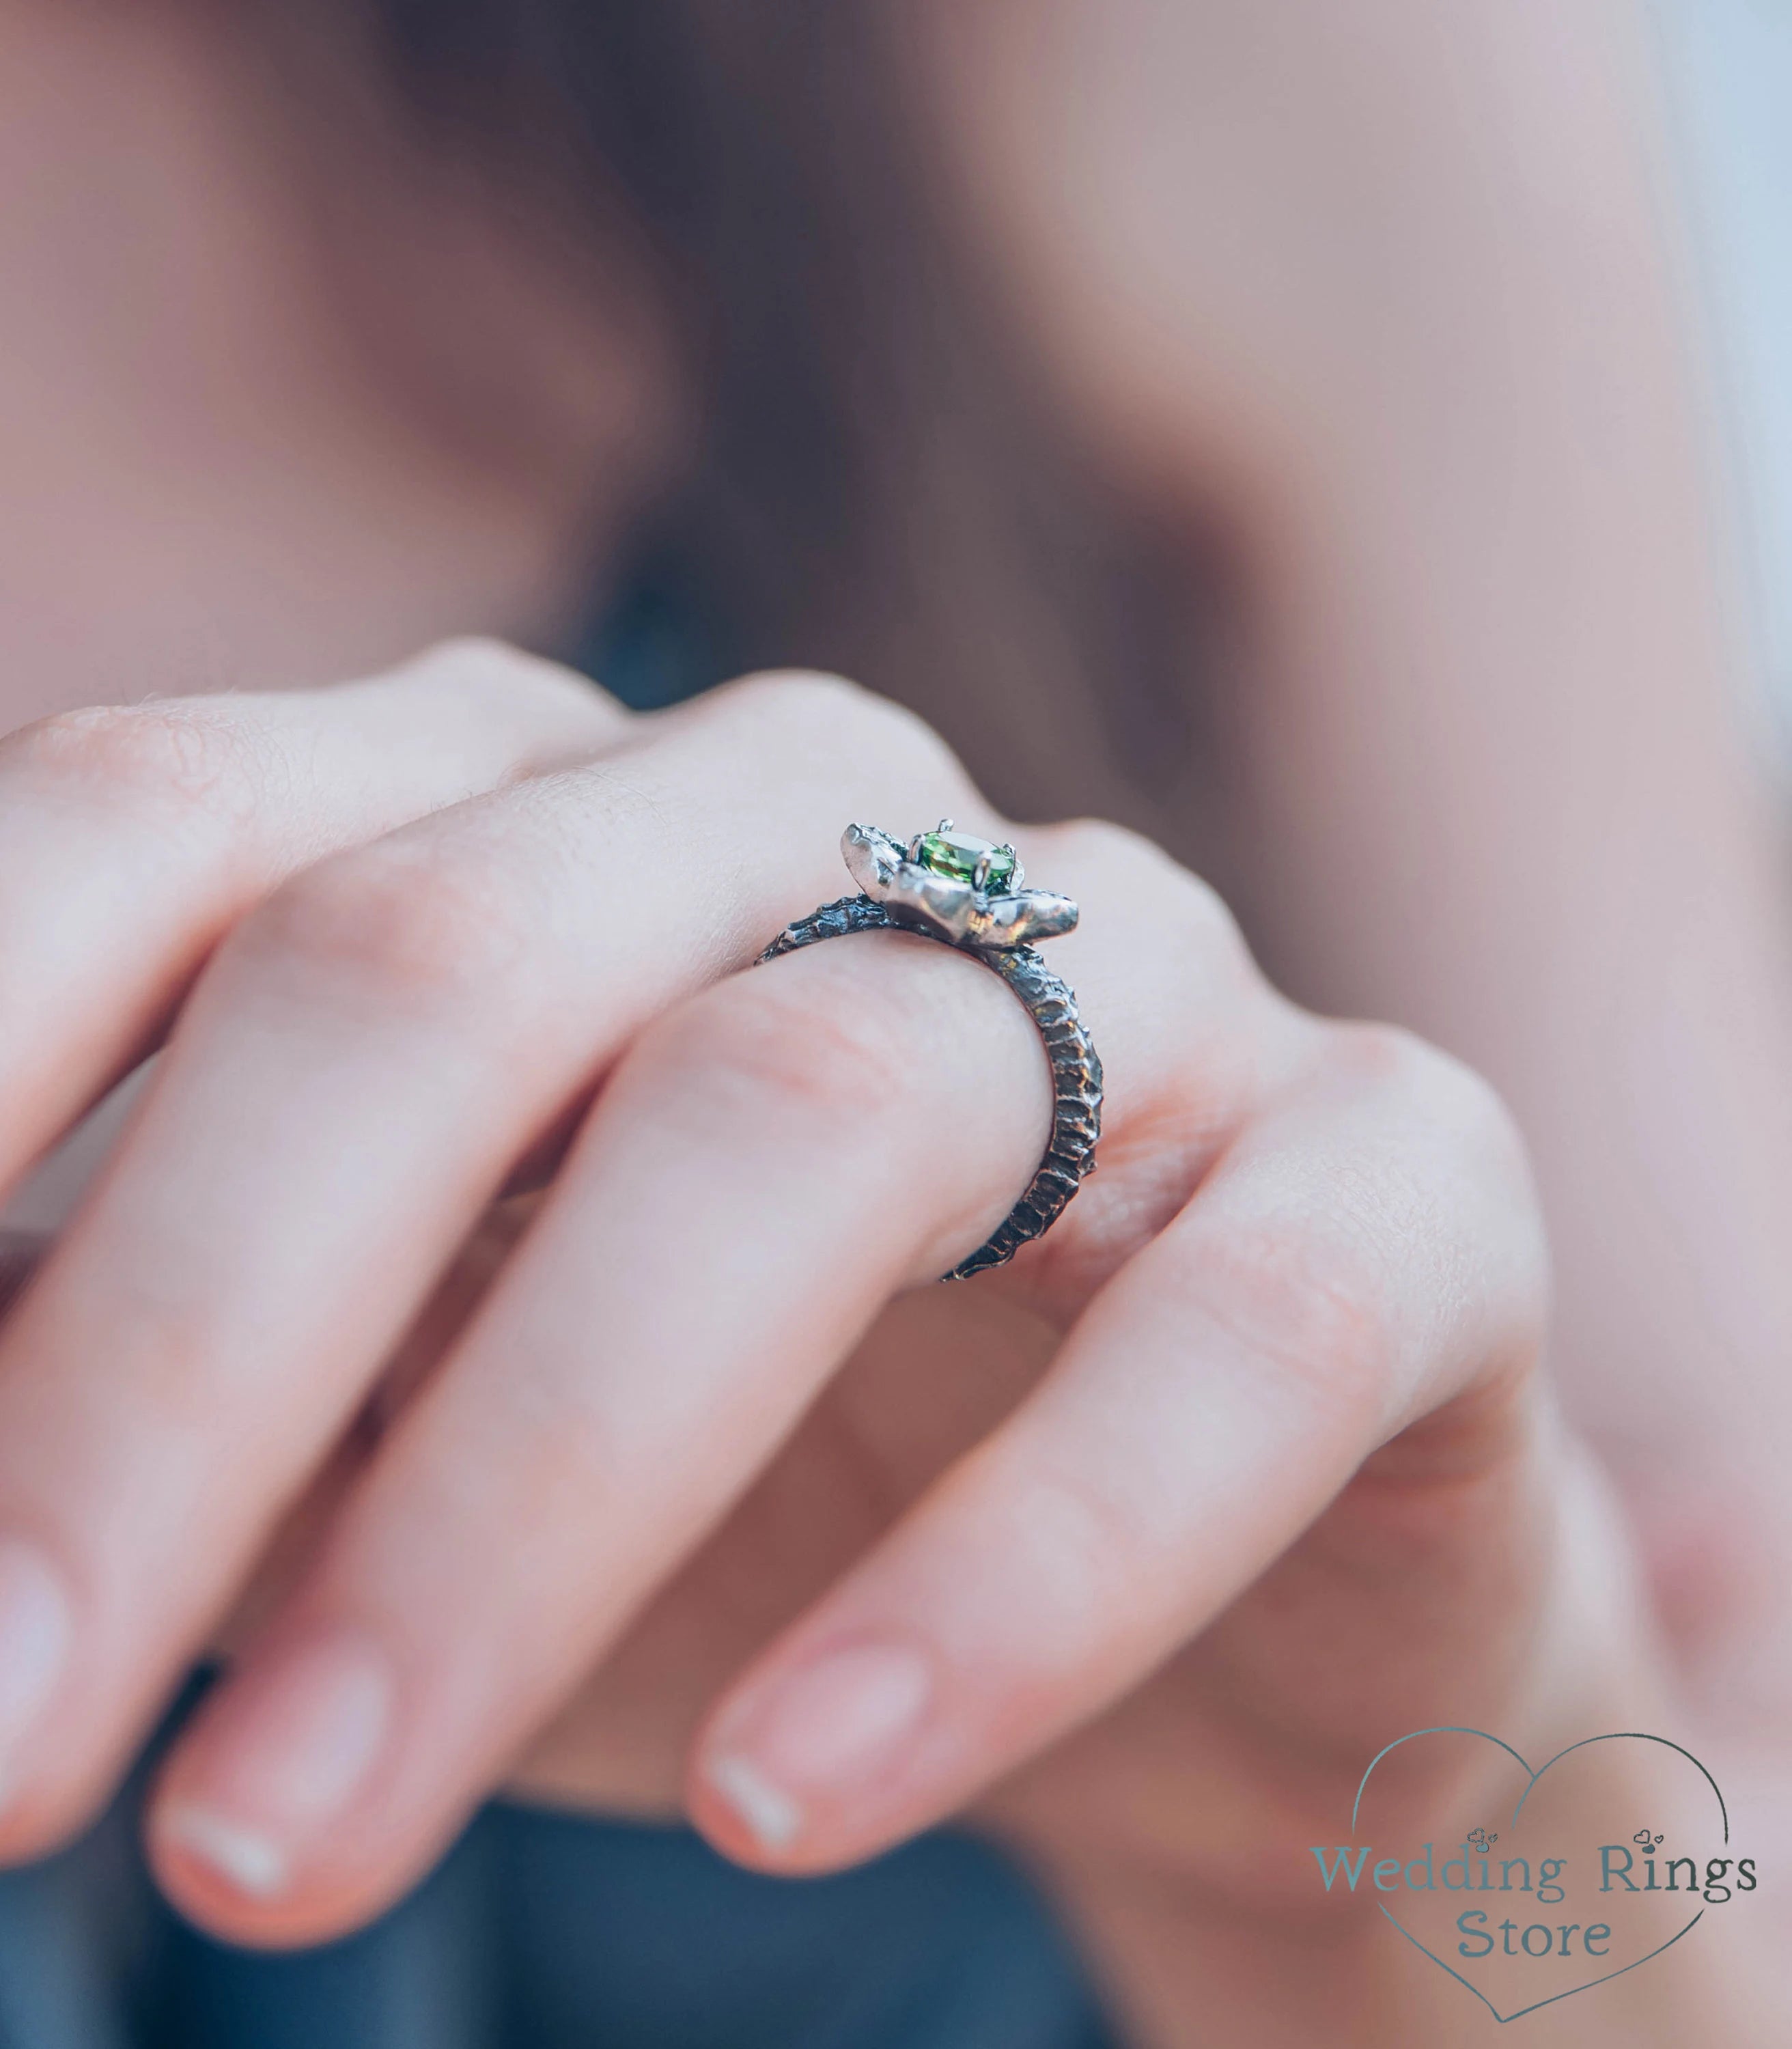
top-left (389, 636), bottom-right (620, 754)
top-left (1435, 1050), bottom-right (1530, 1171)
top-left (1324, 1022), bottom-right (1529, 1172)
top-left (1, 701), bottom-right (265, 831)
top-left (1167, 866), bottom-right (1248, 958)
top-left (400, 635), bottom-right (599, 715)
top-left (711, 667), bottom-right (878, 728)
top-left (708, 669), bottom-right (967, 787)
top-left (403, 633), bottom-right (532, 680)
top-left (1303, 1022), bottom-right (1549, 1365)
top-left (644, 968), bottom-right (902, 1148)
top-left (975, 1460), bottom-right (1151, 1633)
top-left (1316, 1018), bottom-right (1441, 1091)
top-left (1196, 1210), bottom-right (1400, 1428)
top-left (232, 838), bottom-right (529, 1010)
top-left (1054, 816), bottom-right (1248, 954)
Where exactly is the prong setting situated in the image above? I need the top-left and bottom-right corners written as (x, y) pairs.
top-left (840, 824), bottom-right (1074, 951)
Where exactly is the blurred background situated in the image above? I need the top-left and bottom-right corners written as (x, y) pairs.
top-left (1662, 0), bottom-right (1792, 755)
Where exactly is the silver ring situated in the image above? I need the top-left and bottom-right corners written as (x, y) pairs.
top-left (759, 822), bottom-right (1103, 1280)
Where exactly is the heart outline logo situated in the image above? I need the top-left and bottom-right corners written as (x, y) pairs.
top-left (1351, 1727), bottom-right (1728, 2025)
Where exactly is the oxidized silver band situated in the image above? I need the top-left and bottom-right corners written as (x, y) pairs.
top-left (758, 824), bottom-right (1103, 1280)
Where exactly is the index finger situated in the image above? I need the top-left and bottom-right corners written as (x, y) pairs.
top-left (0, 639), bottom-right (619, 1193)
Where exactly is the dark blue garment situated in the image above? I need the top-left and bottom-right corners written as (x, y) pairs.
top-left (0, 1777), bottom-right (1118, 2049)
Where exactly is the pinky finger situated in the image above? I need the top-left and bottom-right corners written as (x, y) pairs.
top-left (687, 1028), bottom-right (1548, 1871)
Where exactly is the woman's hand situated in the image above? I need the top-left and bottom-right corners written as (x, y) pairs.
top-left (0, 641), bottom-right (1628, 2023)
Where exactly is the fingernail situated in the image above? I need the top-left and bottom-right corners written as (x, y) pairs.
top-left (0, 1538), bottom-right (73, 1806)
top-left (158, 1634), bottom-right (392, 1902)
top-left (705, 1753), bottom-right (802, 1850)
top-left (705, 1641), bottom-right (932, 1853)
top-left (158, 1807), bottom-right (290, 1900)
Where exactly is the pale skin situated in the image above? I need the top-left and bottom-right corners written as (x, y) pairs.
top-left (0, 0), bottom-right (1784, 2042)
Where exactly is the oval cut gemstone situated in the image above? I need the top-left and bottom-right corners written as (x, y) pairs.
top-left (915, 829), bottom-right (1016, 891)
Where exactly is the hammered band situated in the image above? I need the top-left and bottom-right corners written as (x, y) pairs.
top-left (759, 829), bottom-right (1103, 1280)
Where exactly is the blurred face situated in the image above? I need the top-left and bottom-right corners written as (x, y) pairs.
top-left (0, 0), bottom-right (1274, 730)
top-left (922, 0), bottom-right (1667, 566)
top-left (0, 3), bottom-right (1246, 714)
top-left (0, 0), bottom-right (1627, 725)
top-left (913, 0), bottom-right (1319, 503)
top-left (0, 1), bottom-right (675, 725)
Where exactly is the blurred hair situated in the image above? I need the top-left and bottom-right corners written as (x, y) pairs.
top-left (272, 1), bottom-right (1205, 824)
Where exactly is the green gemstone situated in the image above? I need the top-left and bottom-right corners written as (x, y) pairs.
top-left (915, 829), bottom-right (1016, 890)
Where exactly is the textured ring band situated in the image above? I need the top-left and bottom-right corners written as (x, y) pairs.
top-left (758, 824), bottom-right (1103, 1281)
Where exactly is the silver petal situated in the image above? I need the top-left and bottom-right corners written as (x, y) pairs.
top-left (841, 822), bottom-right (906, 893)
top-left (969, 890), bottom-right (1078, 949)
top-left (840, 822), bottom-right (1076, 951)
